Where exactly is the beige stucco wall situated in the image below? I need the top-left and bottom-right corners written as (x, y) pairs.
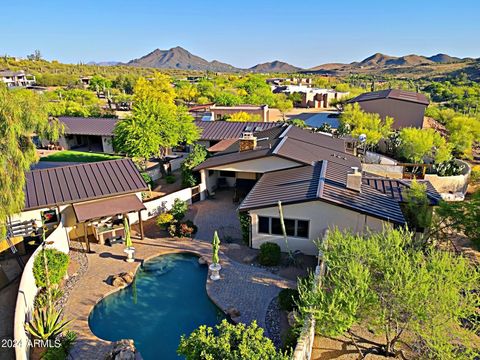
top-left (357, 98), bottom-right (426, 129)
top-left (209, 156), bottom-right (300, 173)
top-left (249, 200), bottom-right (387, 255)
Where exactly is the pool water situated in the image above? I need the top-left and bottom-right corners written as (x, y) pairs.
top-left (89, 253), bottom-right (225, 360)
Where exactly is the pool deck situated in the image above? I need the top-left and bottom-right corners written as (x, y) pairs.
top-left (65, 235), bottom-right (294, 359)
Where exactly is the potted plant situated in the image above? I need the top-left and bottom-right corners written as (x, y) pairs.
top-left (209, 231), bottom-right (221, 281)
top-left (123, 217), bottom-right (135, 263)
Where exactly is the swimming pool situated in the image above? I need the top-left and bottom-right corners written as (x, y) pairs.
top-left (89, 253), bottom-right (225, 360)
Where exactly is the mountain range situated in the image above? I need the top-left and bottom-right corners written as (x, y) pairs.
top-left (90, 47), bottom-right (479, 78)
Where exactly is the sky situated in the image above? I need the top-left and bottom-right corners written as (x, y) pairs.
top-left (1, 0), bottom-right (479, 69)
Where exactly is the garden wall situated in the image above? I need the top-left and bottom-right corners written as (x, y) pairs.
top-left (14, 219), bottom-right (70, 360)
top-left (292, 253), bottom-right (326, 360)
top-left (424, 159), bottom-right (471, 196)
top-left (128, 187), bottom-right (194, 225)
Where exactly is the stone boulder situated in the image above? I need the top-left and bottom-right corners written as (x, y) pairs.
top-left (226, 307), bottom-right (241, 318)
top-left (106, 339), bottom-right (139, 360)
top-left (242, 254), bottom-right (256, 264)
top-left (287, 310), bottom-right (298, 327)
top-left (198, 257), bottom-right (207, 265)
top-left (108, 272), bottom-right (135, 287)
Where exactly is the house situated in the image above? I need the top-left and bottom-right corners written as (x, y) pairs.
top-left (194, 120), bottom-right (279, 151)
top-left (7, 159), bottom-right (148, 254)
top-left (348, 89), bottom-right (429, 129)
top-left (210, 104), bottom-right (270, 122)
top-left (194, 124), bottom-right (440, 255)
top-left (0, 70), bottom-right (36, 87)
top-left (45, 117), bottom-right (119, 153)
top-left (273, 85), bottom-right (349, 108)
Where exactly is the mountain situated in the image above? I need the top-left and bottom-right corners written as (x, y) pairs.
top-left (248, 60), bottom-right (302, 73)
top-left (427, 53), bottom-right (461, 63)
top-left (87, 61), bottom-right (120, 66)
top-left (127, 46), bottom-right (238, 72)
top-left (307, 52), bottom-right (476, 79)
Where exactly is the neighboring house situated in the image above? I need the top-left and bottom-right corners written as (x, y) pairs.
top-left (0, 70), bottom-right (36, 87)
top-left (273, 85), bottom-right (349, 108)
top-left (47, 117), bottom-right (119, 153)
top-left (194, 120), bottom-right (279, 151)
top-left (210, 104), bottom-right (270, 122)
top-left (194, 124), bottom-right (440, 255)
top-left (348, 89), bottom-right (429, 129)
top-left (7, 159), bottom-right (148, 254)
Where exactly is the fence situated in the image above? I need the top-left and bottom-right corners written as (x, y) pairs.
top-left (292, 251), bottom-right (326, 360)
top-left (14, 218), bottom-right (70, 360)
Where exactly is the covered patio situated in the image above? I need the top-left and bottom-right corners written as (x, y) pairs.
top-left (71, 194), bottom-right (146, 252)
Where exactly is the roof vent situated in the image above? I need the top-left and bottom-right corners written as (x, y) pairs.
top-left (346, 167), bottom-right (362, 192)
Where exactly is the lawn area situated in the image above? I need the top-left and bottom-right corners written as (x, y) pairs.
top-left (39, 150), bottom-right (123, 163)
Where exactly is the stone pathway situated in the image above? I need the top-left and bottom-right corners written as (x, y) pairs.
top-left (64, 233), bottom-right (294, 359)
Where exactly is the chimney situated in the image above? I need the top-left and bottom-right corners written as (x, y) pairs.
top-left (239, 132), bottom-right (257, 152)
top-left (346, 167), bottom-right (362, 192)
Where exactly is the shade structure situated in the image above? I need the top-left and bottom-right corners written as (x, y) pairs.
top-left (73, 194), bottom-right (145, 223)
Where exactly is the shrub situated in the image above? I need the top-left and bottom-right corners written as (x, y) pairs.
top-left (258, 242), bottom-right (281, 266)
top-left (25, 308), bottom-right (72, 341)
top-left (34, 288), bottom-right (63, 309)
top-left (141, 172), bottom-right (153, 188)
top-left (156, 212), bottom-right (174, 229)
top-left (238, 212), bottom-right (251, 244)
top-left (278, 288), bottom-right (299, 312)
top-left (170, 198), bottom-right (188, 220)
top-left (41, 330), bottom-right (77, 360)
top-left (178, 320), bottom-right (290, 360)
top-left (470, 165), bottom-right (480, 184)
top-left (33, 249), bottom-right (69, 288)
top-left (165, 174), bottom-right (176, 184)
top-left (282, 327), bottom-right (299, 352)
top-left (168, 224), bottom-right (178, 238)
top-left (178, 223), bottom-right (194, 238)
top-left (183, 220), bottom-right (198, 234)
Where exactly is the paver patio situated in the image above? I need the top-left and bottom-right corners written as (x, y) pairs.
top-left (64, 223), bottom-right (294, 359)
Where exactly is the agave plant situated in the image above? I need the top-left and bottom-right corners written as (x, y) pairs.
top-left (25, 308), bottom-right (72, 341)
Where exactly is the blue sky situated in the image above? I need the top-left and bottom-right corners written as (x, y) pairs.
top-left (1, 0), bottom-right (479, 68)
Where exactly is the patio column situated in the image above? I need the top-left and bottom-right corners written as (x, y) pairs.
top-left (138, 210), bottom-right (144, 240)
top-left (83, 222), bottom-right (91, 253)
top-left (199, 169), bottom-right (207, 200)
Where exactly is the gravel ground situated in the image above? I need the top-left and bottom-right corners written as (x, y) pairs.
top-left (55, 240), bottom-right (88, 312)
top-left (265, 296), bottom-right (282, 349)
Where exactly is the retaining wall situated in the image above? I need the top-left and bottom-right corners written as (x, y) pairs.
top-left (14, 219), bottom-right (70, 360)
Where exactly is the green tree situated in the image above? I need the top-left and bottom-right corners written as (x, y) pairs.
top-left (178, 320), bottom-right (290, 360)
top-left (434, 190), bottom-right (480, 246)
top-left (285, 118), bottom-right (307, 128)
top-left (0, 86), bottom-right (61, 235)
top-left (339, 103), bottom-right (393, 146)
top-left (401, 180), bottom-right (432, 231)
top-left (176, 81), bottom-right (199, 103)
top-left (445, 115), bottom-right (480, 159)
top-left (398, 127), bottom-right (452, 163)
top-left (133, 73), bottom-right (176, 105)
top-left (298, 228), bottom-right (480, 359)
top-left (181, 144), bottom-right (207, 187)
top-left (275, 95), bottom-right (293, 121)
top-left (225, 112), bottom-right (261, 122)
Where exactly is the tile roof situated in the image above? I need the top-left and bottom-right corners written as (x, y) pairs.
top-left (24, 158), bottom-right (148, 210)
top-left (195, 120), bottom-right (279, 141)
top-left (59, 116), bottom-right (119, 136)
top-left (348, 89), bottom-right (429, 106)
top-left (195, 125), bottom-right (359, 170)
top-left (239, 161), bottom-right (407, 224)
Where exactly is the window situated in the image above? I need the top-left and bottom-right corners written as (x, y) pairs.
top-left (219, 171), bottom-right (235, 177)
top-left (296, 220), bottom-right (309, 238)
top-left (271, 218), bottom-right (282, 235)
top-left (257, 216), bottom-right (309, 238)
top-left (208, 170), bottom-right (215, 177)
top-left (258, 216), bottom-right (270, 234)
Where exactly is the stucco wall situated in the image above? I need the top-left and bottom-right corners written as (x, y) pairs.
top-left (209, 156), bottom-right (300, 173)
top-left (249, 201), bottom-right (386, 255)
top-left (14, 214), bottom-right (70, 360)
top-left (101, 136), bottom-right (114, 153)
top-left (357, 98), bottom-right (426, 129)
